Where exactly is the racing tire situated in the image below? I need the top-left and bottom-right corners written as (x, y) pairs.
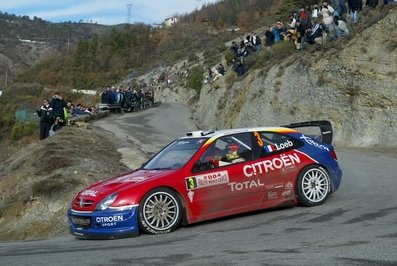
top-left (138, 188), bottom-right (182, 235)
top-left (297, 165), bottom-right (331, 207)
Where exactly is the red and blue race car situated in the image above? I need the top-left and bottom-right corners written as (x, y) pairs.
top-left (68, 120), bottom-right (342, 239)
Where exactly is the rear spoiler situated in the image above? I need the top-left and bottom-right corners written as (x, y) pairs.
top-left (282, 120), bottom-right (333, 144)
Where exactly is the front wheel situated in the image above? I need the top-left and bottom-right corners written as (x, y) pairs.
top-left (297, 165), bottom-right (331, 207)
top-left (138, 188), bottom-right (182, 234)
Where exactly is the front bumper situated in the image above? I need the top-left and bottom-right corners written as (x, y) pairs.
top-left (68, 207), bottom-right (139, 239)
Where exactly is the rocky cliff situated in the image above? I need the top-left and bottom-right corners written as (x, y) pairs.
top-left (194, 8), bottom-right (397, 149)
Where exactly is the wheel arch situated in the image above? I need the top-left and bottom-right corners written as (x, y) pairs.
top-left (295, 163), bottom-right (332, 207)
top-left (139, 185), bottom-right (189, 226)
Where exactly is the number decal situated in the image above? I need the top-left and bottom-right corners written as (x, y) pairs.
top-left (185, 177), bottom-right (197, 190)
top-left (254, 131), bottom-right (264, 147)
top-left (189, 178), bottom-right (195, 189)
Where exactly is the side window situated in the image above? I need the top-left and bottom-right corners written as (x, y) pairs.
top-left (193, 133), bottom-right (253, 172)
top-left (253, 131), bottom-right (303, 158)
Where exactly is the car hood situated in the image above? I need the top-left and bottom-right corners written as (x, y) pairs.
top-left (72, 169), bottom-right (177, 211)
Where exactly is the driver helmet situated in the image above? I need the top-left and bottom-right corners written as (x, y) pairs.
top-left (226, 142), bottom-right (240, 160)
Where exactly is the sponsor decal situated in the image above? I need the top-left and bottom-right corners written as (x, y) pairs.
top-left (282, 181), bottom-right (294, 198)
top-left (117, 176), bottom-right (146, 183)
top-left (96, 215), bottom-right (124, 227)
top-left (264, 144), bottom-right (275, 153)
top-left (264, 140), bottom-right (293, 153)
top-left (268, 191), bottom-right (278, 200)
top-left (186, 170), bottom-right (229, 190)
top-left (188, 190), bottom-right (194, 203)
top-left (300, 134), bottom-right (330, 151)
top-left (282, 190), bottom-right (293, 198)
top-left (243, 153), bottom-right (301, 177)
top-left (81, 189), bottom-right (98, 197)
top-left (265, 182), bottom-right (284, 190)
top-left (274, 140), bottom-right (294, 150)
top-left (228, 179), bottom-right (265, 192)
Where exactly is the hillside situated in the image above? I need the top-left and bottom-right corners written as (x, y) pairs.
top-left (0, 12), bottom-right (111, 87)
top-left (194, 8), bottom-right (397, 149)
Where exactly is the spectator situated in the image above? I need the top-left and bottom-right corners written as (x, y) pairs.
top-left (252, 32), bottom-right (262, 53)
top-left (137, 90), bottom-right (145, 109)
top-left (49, 92), bottom-right (67, 125)
top-left (49, 117), bottom-right (62, 137)
top-left (298, 5), bottom-right (309, 28)
top-left (289, 13), bottom-right (298, 29)
top-left (230, 41), bottom-right (239, 57)
top-left (295, 20), bottom-right (307, 50)
top-left (212, 67), bottom-right (223, 82)
top-left (348, 0), bottom-right (363, 23)
top-left (101, 85), bottom-right (112, 104)
top-left (217, 64), bottom-right (226, 76)
top-left (233, 57), bottom-right (246, 76)
top-left (331, 0), bottom-right (348, 18)
top-left (311, 4), bottom-right (320, 19)
top-left (306, 21), bottom-right (326, 45)
top-left (265, 27), bottom-right (275, 46)
top-left (207, 68), bottom-right (213, 84)
top-left (37, 99), bottom-right (53, 140)
top-left (320, 1), bottom-right (335, 34)
top-left (333, 16), bottom-right (350, 38)
top-left (63, 101), bottom-right (72, 124)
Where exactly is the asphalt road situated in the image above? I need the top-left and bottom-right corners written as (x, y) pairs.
top-left (0, 103), bottom-right (396, 266)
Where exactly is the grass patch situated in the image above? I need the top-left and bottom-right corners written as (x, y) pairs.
top-left (224, 71), bottom-right (237, 89)
top-left (32, 173), bottom-right (81, 197)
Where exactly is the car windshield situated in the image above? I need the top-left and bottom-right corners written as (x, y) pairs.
top-left (142, 138), bottom-right (208, 170)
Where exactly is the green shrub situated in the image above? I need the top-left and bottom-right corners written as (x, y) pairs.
top-left (225, 71), bottom-right (237, 88)
top-left (10, 123), bottom-right (38, 141)
top-left (269, 41), bottom-right (295, 59)
top-left (186, 66), bottom-right (204, 94)
top-left (224, 51), bottom-right (235, 65)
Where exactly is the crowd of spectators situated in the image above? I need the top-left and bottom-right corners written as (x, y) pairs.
top-left (100, 85), bottom-right (154, 113)
top-left (224, 0), bottom-right (393, 78)
top-left (37, 92), bottom-right (98, 140)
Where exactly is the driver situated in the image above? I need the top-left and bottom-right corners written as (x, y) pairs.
top-left (219, 142), bottom-right (245, 166)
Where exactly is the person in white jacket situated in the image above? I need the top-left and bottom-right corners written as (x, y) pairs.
top-left (334, 16), bottom-right (350, 38)
top-left (320, 1), bottom-right (335, 34)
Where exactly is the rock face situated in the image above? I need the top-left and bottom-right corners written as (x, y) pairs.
top-left (194, 9), bottom-right (397, 148)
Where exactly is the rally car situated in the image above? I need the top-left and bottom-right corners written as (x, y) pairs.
top-left (68, 120), bottom-right (342, 239)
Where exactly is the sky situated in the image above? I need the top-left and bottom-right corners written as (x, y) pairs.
top-left (0, 0), bottom-right (220, 25)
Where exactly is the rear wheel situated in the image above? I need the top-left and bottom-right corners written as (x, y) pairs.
top-left (138, 188), bottom-right (182, 234)
top-left (297, 165), bottom-right (331, 207)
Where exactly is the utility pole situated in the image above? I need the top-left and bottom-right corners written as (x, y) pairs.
top-left (127, 4), bottom-right (132, 24)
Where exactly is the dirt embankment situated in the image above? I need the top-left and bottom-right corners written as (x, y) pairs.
top-left (0, 125), bottom-right (129, 241)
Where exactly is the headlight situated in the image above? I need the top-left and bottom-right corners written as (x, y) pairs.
top-left (96, 193), bottom-right (118, 211)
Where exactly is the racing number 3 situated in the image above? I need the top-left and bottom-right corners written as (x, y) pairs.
top-left (254, 132), bottom-right (264, 147)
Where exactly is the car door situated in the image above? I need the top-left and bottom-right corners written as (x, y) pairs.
top-left (187, 132), bottom-right (260, 219)
top-left (251, 130), bottom-right (304, 207)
